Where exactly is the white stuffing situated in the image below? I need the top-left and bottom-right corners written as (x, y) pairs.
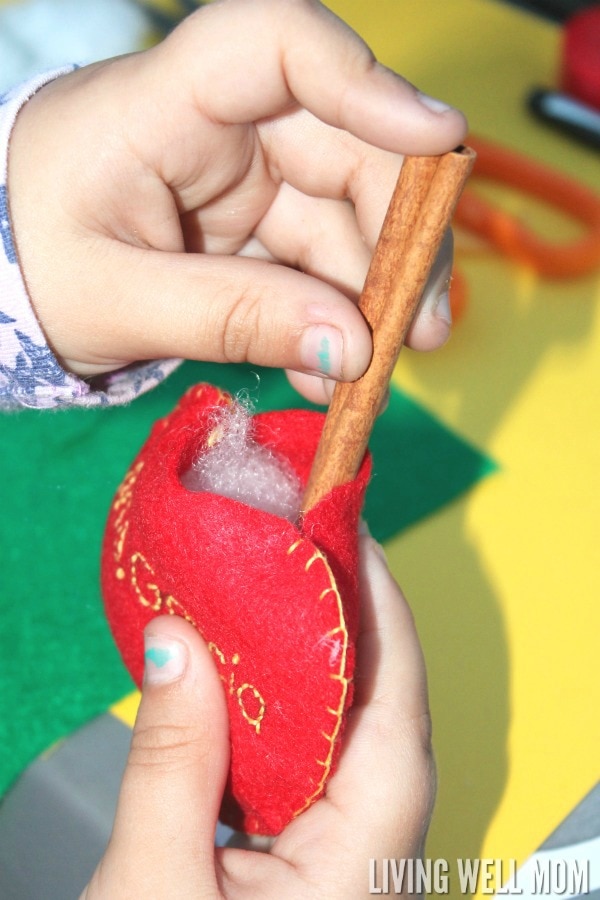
top-left (182, 400), bottom-right (302, 523)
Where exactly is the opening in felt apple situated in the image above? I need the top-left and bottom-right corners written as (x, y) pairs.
top-left (180, 399), bottom-right (302, 523)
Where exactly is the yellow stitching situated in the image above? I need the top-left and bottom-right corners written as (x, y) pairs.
top-left (113, 503), bottom-right (127, 528)
top-left (113, 493), bottom-right (128, 513)
top-left (116, 567), bottom-right (125, 581)
top-left (291, 547), bottom-right (349, 820)
top-left (130, 552), bottom-right (163, 611)
top-left (319, 587), bottom-right (335, 601)
top-left (112, 461), bottom-right (144, 512)
top-left (208, 642), bottom-right (226, 666)
top-left (114, 517), bottom-right (129, 562)
top-left (205, 641), bottom-right (266, 733)
top-left (112, 461), bottom-right (143, 566)
top-left (304, 552), bottom-right (321, 571)
top-left (208, 647), bottom-right (267, 734)
top-left (164, 594), bottom-right (197, 626)
top-left (287, 538), bottom-right (304, 556)
top-left (236, 683), bottom-right (266, 735)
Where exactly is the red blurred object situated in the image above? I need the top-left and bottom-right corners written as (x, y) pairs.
top-left (562, 5), bottom-right (600, 112)
top-left (101, 383), bottom-right (370, 835)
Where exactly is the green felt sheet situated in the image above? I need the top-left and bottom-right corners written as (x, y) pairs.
top-left (0, 361), bottom-right (495, 797)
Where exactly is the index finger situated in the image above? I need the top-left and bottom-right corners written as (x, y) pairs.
top-left (157, 0), bottom-right (467, 155)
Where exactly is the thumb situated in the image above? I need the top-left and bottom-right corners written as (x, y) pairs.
top-left (90, 616), bottom-right (229, 896)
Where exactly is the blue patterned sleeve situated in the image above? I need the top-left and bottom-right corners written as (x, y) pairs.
top-left (0, 69), bottom-right (180, 410)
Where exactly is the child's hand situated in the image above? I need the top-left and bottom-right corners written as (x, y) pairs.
top-left (8, 0), bottom-right (467, 404)
top-left (80, 537), bottom-right (434, 899)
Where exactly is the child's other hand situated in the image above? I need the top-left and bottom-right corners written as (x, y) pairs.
top-left (80, 537), bottom-right (435, 899)
top-left (8, 0), bottom-right (467, 404)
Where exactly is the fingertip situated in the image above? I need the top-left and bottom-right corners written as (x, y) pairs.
top-left (341, 61), bottom-right (468, 156)
top-left (294, 296), bottom-right (372, 383)
top-left (357, 535), bottom-right (418, 651)
top-left (405, 229), bottom-right (454, 351)
top-left (358, 534), bottom-right (395, 588)
top-left (142, 615), bottom-right (202, 679)
top-left (141, 616), bottom-right (227, 713)
top-left (404, 301), bottom-right (452, 352)
top-left (143, 628), bottom-right (189, 687)
top-left (142, 611), bottom-right (202, 648)
top-left (415, 91), bottom-right (469, 144)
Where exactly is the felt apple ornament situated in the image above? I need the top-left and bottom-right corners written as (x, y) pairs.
top-left (101, 383), bottom-right (370, 835)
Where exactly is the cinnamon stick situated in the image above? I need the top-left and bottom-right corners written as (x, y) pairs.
top-left (301, 146), bottom-right (476, 513)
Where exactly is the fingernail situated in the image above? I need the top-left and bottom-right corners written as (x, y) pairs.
top-left (434, 291), bottom-right (452, 327)
top-left (369, 537), bottom-right (388, 563)
top-left (417, 92), bottom-right (454, 114)
top-left (360, 534), bottom-right (390, 576)
top-left (300, 325), bottom-right (344, 379)
top-left (422, 285), bottom-right (452, 325)
top-left (144, 633), bottom-right (187, 685)
top-left (359, 528), bottom-right (387, 560)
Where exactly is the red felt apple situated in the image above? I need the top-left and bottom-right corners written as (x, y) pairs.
top-left (101, 383), bottom-right (370, 835)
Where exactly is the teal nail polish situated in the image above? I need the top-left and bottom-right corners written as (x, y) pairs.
top-left (144, 635), bottom-right (186, 684)
top-left (145, 646), bottom-right (173, 668)
top-left (316, 334), bottom-right (331, 375)
top-left (300, 325), bottom-right (343, 378)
